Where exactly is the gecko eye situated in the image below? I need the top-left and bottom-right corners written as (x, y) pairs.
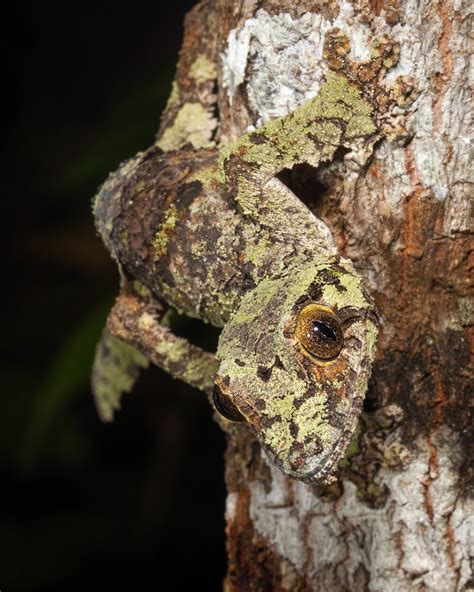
top-left (213, 385), bottom-right (245, 422)
top-left (295, 304), bottom-right (344, 360)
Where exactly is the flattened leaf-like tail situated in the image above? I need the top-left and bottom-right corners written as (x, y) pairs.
top-left (91, 327), bottom-right (149, 422)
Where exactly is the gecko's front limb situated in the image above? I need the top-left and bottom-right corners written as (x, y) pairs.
top-left (107, 285), bottom-right (218, 396)
top-left (220, 72), bottom-right (375, 219)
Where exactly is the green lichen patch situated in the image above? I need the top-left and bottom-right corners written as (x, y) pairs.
top-left (152, 204), bottom-right (179, 260)
top-left (294, 395), bottom-right (332, 444)
top-left (187, 160), bottom-right (221, 186)
top-left (221, 71), bottom-right (375, 166)
top-left (321, 264), bottom-right (373, 310)
top-left (356, 482), bottom-right (388, 508)
top-left (131, 280), bottom-right (152, 300)
top-left (245, 237), bottom-right (271, 267)
top-left (136, 311), bottom-right (218, 392)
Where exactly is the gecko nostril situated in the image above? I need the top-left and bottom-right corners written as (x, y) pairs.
top-left (212, 384), bottom-right (245, 423)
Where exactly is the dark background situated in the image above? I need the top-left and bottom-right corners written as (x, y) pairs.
top-left (3, 1), bottom-right (227, 590)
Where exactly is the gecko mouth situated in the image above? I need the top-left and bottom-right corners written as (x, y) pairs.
top-left (269, 429), bottom-right (352, 484)
top-left (303, 440), bottom-right (348, 483)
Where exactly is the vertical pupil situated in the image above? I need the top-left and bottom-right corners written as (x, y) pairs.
top-left (312, 320), bottom-right (337, 341)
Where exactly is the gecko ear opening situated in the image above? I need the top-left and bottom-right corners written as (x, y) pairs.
top-left (212, 384), bottom-right (245, 422)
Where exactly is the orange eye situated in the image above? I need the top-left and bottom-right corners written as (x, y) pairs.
top-left (295, 304), bottom-right (344, 360)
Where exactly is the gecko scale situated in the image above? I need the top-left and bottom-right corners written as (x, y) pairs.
top-left (92, 29), bottom-right (407, 484)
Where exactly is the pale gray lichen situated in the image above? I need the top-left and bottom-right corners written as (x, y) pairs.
top-left (156, 103), bottom-right (217, 151)
top-left (222, 3), bottom-right (373, 123)
top-left (190, 53), bottom-right (217, 84)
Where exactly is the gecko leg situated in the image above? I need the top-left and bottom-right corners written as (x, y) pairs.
top-left (220, 72), bottom-right (375, 217)
top-left (107, 286), bottom-right (218, 396)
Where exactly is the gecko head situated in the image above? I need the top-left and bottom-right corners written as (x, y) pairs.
top-left (213, 258), bottom-right (378, 484)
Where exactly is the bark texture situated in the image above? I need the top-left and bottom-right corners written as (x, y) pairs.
top-left (161, 1), bottom-right (472, 590)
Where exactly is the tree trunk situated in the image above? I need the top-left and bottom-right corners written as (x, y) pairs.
top-left (162, 1), bottom-right (472, 590)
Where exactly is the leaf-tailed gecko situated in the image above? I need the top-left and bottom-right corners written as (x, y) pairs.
top-left (92, 29), bottom-right (409, 484)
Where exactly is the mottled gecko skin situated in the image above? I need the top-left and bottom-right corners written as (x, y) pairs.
top-left (94, 72), bottom-right (379, 484)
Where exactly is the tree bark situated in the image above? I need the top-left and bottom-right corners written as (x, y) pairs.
top-left (160, 1), bottom-right (472, 590)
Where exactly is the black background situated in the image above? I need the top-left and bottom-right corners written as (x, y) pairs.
top-left (3, 1), bottom-right (227, 590)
